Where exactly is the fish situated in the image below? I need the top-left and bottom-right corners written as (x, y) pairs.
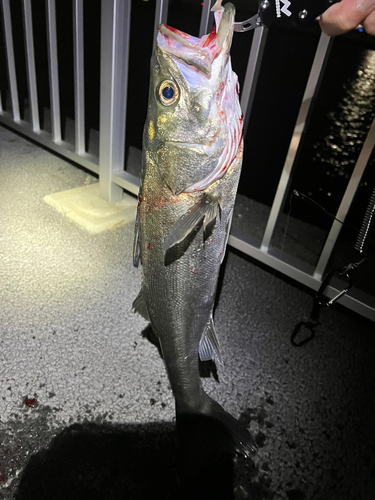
top-left (133, 2), bottom-right (256, 456)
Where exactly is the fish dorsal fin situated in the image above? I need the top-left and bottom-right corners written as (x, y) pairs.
top-left (163, 196), bottom-right (219, 254)
top-left (199, 317), bottom-right (223, 365)
top-left (132, 290), bottom-right (150, 322)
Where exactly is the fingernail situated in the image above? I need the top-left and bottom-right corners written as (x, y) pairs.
top-left (357, 0), bottom-right (375, 13)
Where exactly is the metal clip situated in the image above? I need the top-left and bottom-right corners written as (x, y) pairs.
top-left (316, 266), bottom-right (353, 308)
top-left (233, 14), bottom-right (261, 32)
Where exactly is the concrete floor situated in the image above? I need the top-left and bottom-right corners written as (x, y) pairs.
top-left (0, 125), bottom-right (375, 500)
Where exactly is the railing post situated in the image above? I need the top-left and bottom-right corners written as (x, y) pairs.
top-left (99, 0), bottom-right (131, 203)
top-left (199, 0), bottom-right (214, 37)
top-left (46, 0), bottom-right (62, 142)
top-left (1, 0), bottom-right (20, 122)
top-left (73, 0), bottom-right (85, 155)
top-left (240, 26), bottom-right (268, 137)
top-left (153, 0), bottom-right (168, 46)
top-left (261, 33), bottom-right (332, 252)
top-left (23, 0), bottom-right (40, 132)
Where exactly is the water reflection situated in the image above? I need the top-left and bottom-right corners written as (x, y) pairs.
top-left (311, 49), bottom-right (375, 201)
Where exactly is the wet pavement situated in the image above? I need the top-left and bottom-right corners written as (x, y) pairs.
top-left (1, 125), bottom-right (375, 499)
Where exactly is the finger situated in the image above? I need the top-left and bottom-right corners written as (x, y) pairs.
top-left (363, 7), bottom-right (375, 34)
top-left (320, 0), bottom-right (375, 36)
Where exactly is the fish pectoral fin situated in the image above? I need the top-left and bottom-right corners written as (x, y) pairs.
top-left (132, 290), bottom-right (150, 322)
top-left (163, 196), bottom-right (220, 253)
top-left (199, 317), bottom-right (223, 365)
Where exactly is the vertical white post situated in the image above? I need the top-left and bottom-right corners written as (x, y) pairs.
top-left (99, 0), bottom-right (131, 203)
top-left (240, 26), bottom-right (268, 137)
top-left (2, 0), bottom-right (20, 121)
top-left (23, 0), bottom-right (40, 132)
top-left (46, 0), bottom-right (61, 142)
top-left (73, 0), bottom-right (85, 154)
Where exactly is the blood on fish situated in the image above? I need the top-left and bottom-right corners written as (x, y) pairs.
top-left (189, 270), bottom-right (195, 274)
top-left (24, 397), bottom-right (38, 408)
top-left (164, 25), bottom-right (190, 40)
top-left (0, 469), bottom-right (6, 483)
top-left (147, 243), bottom-right (151, 249)
top-left (217, 81), bottom-right (225, 98)
top-left (202, 26), bottom-right (216, 48)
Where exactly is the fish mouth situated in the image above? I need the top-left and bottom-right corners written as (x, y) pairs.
top-left (157, 3), bottom-right (235, 75)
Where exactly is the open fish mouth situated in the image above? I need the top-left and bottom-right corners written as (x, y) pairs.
top-left (157, 3), bottom-right (236, 76)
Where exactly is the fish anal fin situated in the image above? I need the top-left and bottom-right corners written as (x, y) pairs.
top-left (199, 317), bottom-right (223, 365)
top-left (132, 290), bottom-right (150, 322)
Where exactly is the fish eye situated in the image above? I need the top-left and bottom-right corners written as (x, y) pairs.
top-left (158, 81), bottom-right (179, 106)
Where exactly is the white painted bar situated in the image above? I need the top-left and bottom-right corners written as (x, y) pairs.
top-left (99, 0), bottom-right (131, 203)
top-left (22, 0), bottom-right (40, 132)
top-left (73, 0), bottom-right (85, 154)
top-left (229, 227), bottom-right (375, 322)
top-left (153, 0), bottom-right (168, 46)
top-left (2, 0), bottom-right (20, 122)
top-left (240, 26), bottom-right (268, 137)
top-left (199, 0), bottom-right (213, 37)
top-left (46, 0), bottom-right (61, 142)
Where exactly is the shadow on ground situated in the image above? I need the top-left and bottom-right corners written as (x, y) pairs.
top-left (14, 419), bottom-right (271, 500)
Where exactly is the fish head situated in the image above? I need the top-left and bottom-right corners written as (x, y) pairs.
top-left (145, 3), bottom-right (242, 195)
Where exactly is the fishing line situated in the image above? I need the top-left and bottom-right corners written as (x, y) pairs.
top-left (292, 189), bottom-right (375, 247)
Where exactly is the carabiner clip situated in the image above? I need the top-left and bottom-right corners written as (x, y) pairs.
top-left (316, 266), bottom-right (353, 308)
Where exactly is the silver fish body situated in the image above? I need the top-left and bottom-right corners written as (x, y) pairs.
top-left (133, 3), bottom-right (255, 455)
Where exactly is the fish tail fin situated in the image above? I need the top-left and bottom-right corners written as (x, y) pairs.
top-left (176, 394), bottom-right (257, 458)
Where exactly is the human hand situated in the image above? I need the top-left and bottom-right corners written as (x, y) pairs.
top-left (320, 0), bottom-right (375, 36)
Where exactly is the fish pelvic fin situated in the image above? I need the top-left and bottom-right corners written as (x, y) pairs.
top-left (132, 290), bottom-right (150, 322)
top-left (163, 195), bottom-right (220, 255)
top-left (199, 317), bottom-right (223, 365)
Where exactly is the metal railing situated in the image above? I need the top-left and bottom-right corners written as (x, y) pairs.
top-left (0, 0), bottom-right (374, 321)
